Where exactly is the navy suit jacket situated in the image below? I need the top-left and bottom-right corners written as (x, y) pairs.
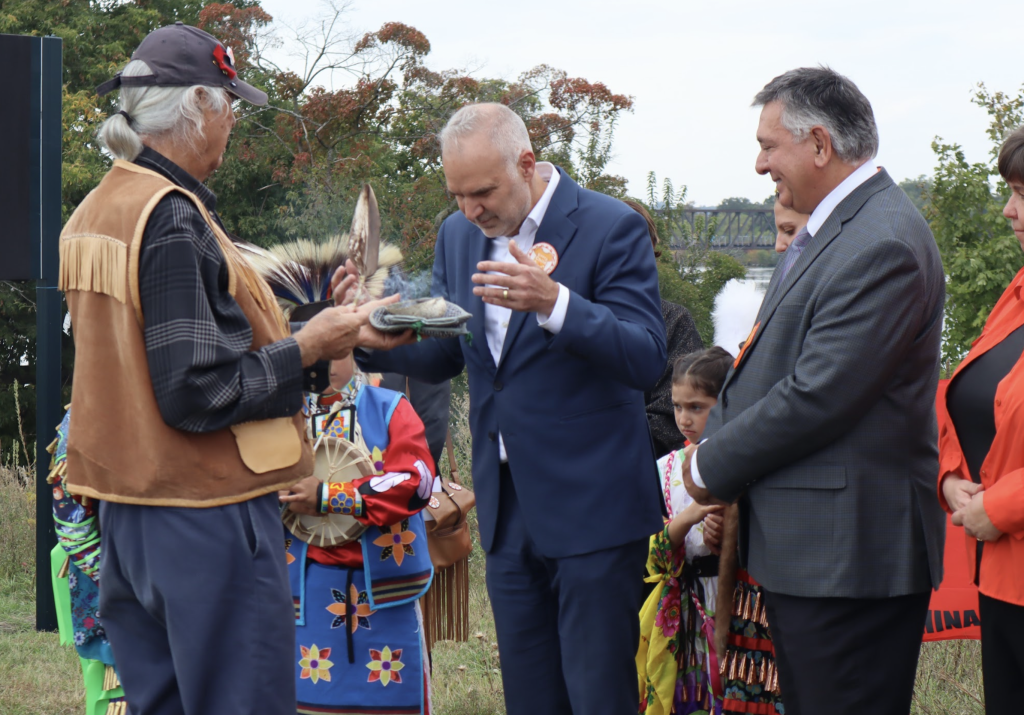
top-left (363, 169), bottom-right (666, 558)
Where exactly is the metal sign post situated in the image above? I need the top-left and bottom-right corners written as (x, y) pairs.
top-left (4, 33), bottom-right (65, 633)
top-left (35, 35), bottom-right (64, 633)
top-left (0, 33), bottom-right (63, 631)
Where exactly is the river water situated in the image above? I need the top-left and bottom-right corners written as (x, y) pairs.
top-left (712, 266), bottom-right (775, 355)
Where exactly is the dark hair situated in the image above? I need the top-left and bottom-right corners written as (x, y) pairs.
top-left (622, 198), bottom-right (661, 257)
top-left (752, 66), bottom-right (878, 163)
top-left (671, 346), bottom-right (733, 398)
top-left (998, 125), bottom-right (1024, 184)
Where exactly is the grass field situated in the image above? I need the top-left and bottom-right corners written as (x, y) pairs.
top-left (0, 445), bottom-right (986, 714)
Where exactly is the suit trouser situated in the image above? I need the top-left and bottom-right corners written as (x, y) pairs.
top-left (485, 463), bottom-right (648, 715)
top-left (98, 492), bottom-right (295, 715)
top-left (763, 588), bottom-right (930, 715)
top-left (979, 593), bottom-right (1024, 714)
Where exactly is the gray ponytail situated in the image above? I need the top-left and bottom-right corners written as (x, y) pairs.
top-left (97, 60), bottom-right (231, 161)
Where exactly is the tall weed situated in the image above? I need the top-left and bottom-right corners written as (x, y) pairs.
top-left (0, 466), bottom-right (35, 597)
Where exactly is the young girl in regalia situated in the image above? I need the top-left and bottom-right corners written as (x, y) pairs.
top-left (637, 348), bottom-right (784, 715)
top-left (48, 408), bottom-right (129, 715)
top-left (249, 236), bottom-right (435, 715)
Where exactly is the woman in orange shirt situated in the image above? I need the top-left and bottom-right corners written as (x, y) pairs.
top-left (937, 125), bottom-right (1024, 715)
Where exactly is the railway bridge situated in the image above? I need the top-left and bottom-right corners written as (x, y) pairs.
top-left (665, 208), bottom-right (776, 250)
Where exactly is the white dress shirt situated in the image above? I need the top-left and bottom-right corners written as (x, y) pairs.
top-left (805, 160), bottom-right (878, 237)
top-left (691, 159), bottom-right (878, 489)
top-left (483, 162), bottom-right (570, 461)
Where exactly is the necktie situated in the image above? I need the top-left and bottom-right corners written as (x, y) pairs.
top-left (776, 227), bottom-right (811, 283)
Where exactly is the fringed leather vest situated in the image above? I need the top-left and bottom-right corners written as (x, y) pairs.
top-left (59, 160), bottom-right (312, 507)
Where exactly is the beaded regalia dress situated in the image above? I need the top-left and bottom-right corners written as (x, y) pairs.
top-left (243, 226), bottom-right (437, 714)
top-left (637, 447), bottom-right (784, 715)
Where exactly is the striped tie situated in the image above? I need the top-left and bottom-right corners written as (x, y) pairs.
top-left (776, 226), bottom-right (812, 283)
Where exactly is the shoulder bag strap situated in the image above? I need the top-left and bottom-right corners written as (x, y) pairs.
top-left (446, 429), bottom-right (459, 484)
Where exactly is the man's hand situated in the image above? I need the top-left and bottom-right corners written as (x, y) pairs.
top-left (681, 443), bottom-right (727, 507)
top-left (293, 294), bottom-right (404, 365)
top-left (279, 476), bottom-right (320, 516)
top-left (952, 491), bottom-right (1003, 542)
top-left (472, 240), bottom-right (559, 315)
top-left (357, 323), bottom-right (417, 351)
top-left (329, 260), bottom-right (363, 306)
top-left (348, 292), bottom-right (418, 351)
top-left (293, 305), bottom-right (365, 367)
top-left (941, 474), bottom-right (983, 513)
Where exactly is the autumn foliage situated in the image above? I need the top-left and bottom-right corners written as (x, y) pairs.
top-left (0, 0), bottom-right (640, 448)
top-left (183, 4), bottom-right (636, 269)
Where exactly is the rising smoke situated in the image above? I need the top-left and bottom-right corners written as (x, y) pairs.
top-left (385, 267), bottom-right (433, 300)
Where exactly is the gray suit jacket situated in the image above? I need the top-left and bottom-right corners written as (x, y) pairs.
top-left (699, 169), bottom-right (946, 599)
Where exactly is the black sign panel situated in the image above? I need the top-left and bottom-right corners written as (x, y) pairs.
top-left (0, 34), bottom-right (42, 279)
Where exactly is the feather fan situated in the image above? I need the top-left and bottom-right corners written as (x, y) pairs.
top-left (235, 235), bottom-right (402, 318)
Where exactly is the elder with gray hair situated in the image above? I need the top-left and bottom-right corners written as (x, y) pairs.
top-left (59, 23), bottom-right (392, 715)
top-left (351, 101), bottom-right (666, 714)
top-left (681, 67), bottom-right (946, 715)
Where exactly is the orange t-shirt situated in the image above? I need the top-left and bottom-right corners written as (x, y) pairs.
top-left (937, 266), bottom-right (1024, 607)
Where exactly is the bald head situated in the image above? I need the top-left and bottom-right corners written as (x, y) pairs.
top-left (438, 103), bottom-right (546, 239)
top-left (438, 103), bottom-right (533, 175)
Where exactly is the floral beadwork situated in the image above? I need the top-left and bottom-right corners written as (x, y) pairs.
top-left (369, 446), bottom-right (386, 475)
top-left (320, 482), bottom-right (363, 517)
top-left (372, 520), bottom-right (416, 566)
top-left (326, 584), bottom-right (376, 632)
top-left (366, 646), bottom-right (405, 686)
top-left (299, 644), bottom-right (334, 684)
top-left (325, 412), bottom-right (353, 441)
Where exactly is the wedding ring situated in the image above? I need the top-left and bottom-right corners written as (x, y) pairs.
top-left (503, 289), bottom-right (509, 300)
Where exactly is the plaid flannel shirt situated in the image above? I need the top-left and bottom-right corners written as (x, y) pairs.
top-left (136, 147), bottom-right (322, 433)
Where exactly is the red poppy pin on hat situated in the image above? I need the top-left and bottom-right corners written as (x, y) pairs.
top-left (528, 242), bottom-right (559, 274)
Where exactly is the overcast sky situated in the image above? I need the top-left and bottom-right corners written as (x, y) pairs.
top-left (258, 0), bottom-right (1022, 206)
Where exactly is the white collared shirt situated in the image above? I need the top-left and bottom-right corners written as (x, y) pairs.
top-left (483, 161), bottom-right (570, 461)
top-left (691, 159), bottom-right (878, 489)
top-left (805, 160), bottom-right (878, 237)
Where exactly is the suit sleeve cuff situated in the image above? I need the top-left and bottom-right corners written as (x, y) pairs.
top-left (537, 283), bottom-right (570, 334)
top-left (691, 447), bottom-right (706, 489)
top-left (304, 360), bottom-right (330, 394)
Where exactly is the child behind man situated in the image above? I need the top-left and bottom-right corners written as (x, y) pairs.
top-left (637, 347), bottom-right (784, 715)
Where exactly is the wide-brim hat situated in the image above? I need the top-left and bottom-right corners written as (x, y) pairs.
top-left (97, 22), bottom-right (268, 106)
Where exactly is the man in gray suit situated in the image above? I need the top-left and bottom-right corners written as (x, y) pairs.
top-left (683, 67), bottom-right (946, 715)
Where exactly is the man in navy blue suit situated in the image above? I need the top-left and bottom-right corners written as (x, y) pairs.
top-left (353, 103), bottom-right (666, 714)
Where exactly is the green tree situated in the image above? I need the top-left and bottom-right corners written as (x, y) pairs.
top-left (196, 5), bottom-right (637, 271)
top-left (930, 83), bottom-right (1024, 366)
top-left (0, 0), bottom-right (643, 447)
top-left (0, 282), bottom-right (37, 462)
top-left (898, 174), bottom-right (932, 217)
top-left (717, 195), bottom-right (775, 210)
top-left (717, 196), bottom-right (755, 210)
top-left (0, 0), bottom-right (195, 450)
top-left (639, 173), bottom-right (746, 345)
